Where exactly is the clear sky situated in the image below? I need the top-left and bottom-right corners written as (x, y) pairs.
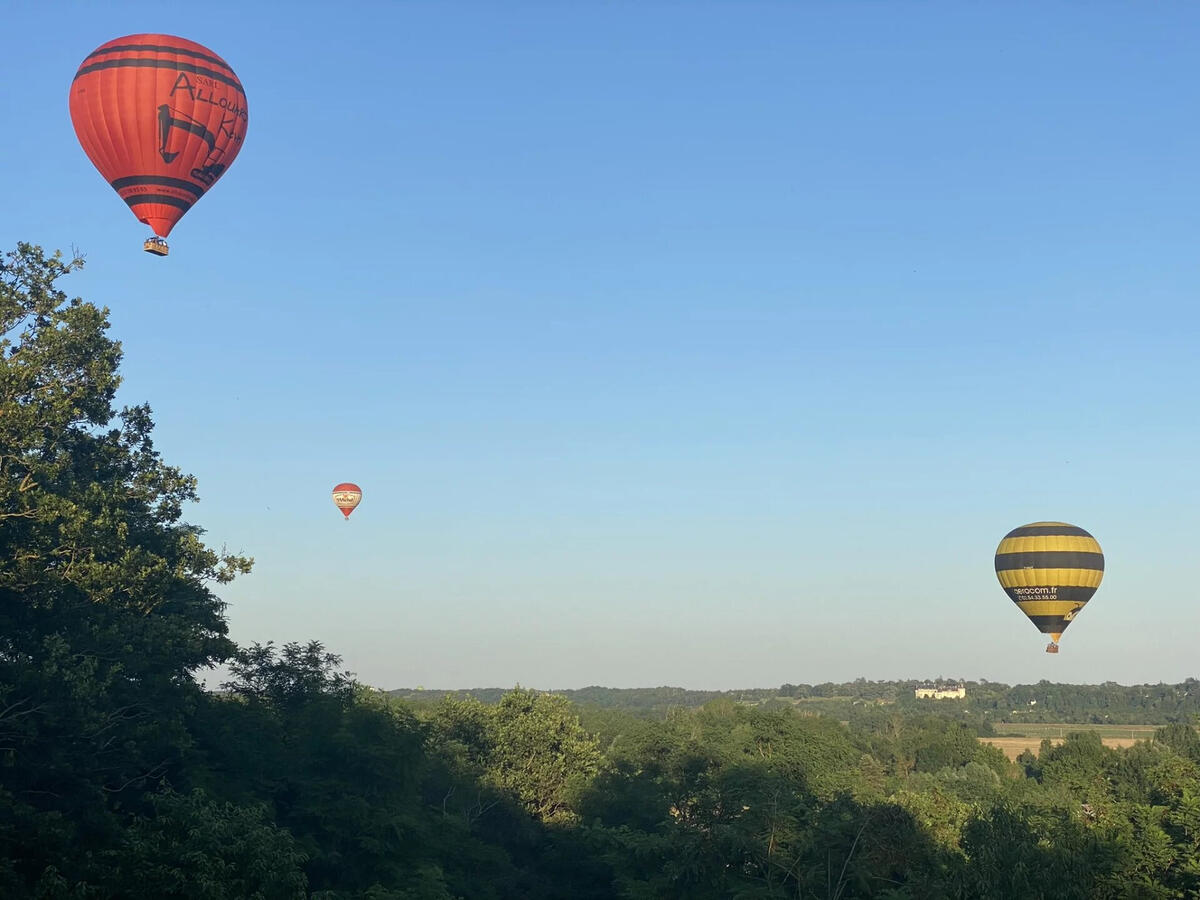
top-left (3, 1), bottom-right (1198, 690)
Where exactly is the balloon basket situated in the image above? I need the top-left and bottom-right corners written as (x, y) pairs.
top-left (1045, 641), bottom-right (1060, 654)
top-left (143, 237), bottom-right (169, 256)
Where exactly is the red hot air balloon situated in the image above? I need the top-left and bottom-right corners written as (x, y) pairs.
top-left (332, 483), bottom-right (362, 520)
top-left (68, 34), bottom-right (249, 256)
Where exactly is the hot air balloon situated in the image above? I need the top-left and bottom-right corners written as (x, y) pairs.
top-left (994, 521), bottom-right (1104, 654)
top-left (68, 35), bottom-right (249, 256)
top-left (332, 483), bottom-right (362, 520)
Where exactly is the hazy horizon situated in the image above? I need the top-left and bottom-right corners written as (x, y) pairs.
top-left (373, 673), bottom-right (1200, 692)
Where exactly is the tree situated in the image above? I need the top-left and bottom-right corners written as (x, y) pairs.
top-left (224, 641), bottom-right (356, 711)
top-left (427, 688), bottom-right (602, 825)
top-left (960, 804), bottom-right (1119, 899)
top-left (1157, 724), bottom-right (1200, 764)
top-left (100, 788), bottom-right (309, 899)
top-left (0, 243), bottom-right (251, 892)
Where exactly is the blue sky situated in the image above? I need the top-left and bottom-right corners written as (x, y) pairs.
top-left (3, 1), bottom-right (1198, 689)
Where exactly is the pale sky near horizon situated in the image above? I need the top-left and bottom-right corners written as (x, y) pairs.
top-left (2, 1), bottom-right (1198, 690)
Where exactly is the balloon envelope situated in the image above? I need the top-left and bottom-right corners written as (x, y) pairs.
top-left (994, 521), bottom-right (1104, 643)
top-left (69, 34), bottom-right (249, 239)
top-left (332, 483), bottom-right (362, 519)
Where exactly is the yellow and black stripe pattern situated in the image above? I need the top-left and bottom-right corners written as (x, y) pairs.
top-left (994, 522), bottom-right (1104, 641)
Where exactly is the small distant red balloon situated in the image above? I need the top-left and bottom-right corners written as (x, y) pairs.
top-left (332, 483), bottom-right (362, 520)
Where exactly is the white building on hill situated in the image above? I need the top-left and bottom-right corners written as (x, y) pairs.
top-left (914, 683), bottom-right (966, 700)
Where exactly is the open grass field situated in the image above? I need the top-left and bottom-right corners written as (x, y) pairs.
top-left (991, 722), bottom-right (1159, 740)
top-left (980, 735), bottom-right (1140, 760)
top-left (979, 723), bottom-right (1161, 760)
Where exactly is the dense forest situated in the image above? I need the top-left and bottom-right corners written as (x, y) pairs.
top-left (5, 241), bottom-right (1200, 898)
top-left (390, 678), bottom-right (1200, 727)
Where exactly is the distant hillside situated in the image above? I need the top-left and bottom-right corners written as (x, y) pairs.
top-left (387, 678), bottom-right (1200, 725)
top-left (387, 685), bottom-right (775, 710)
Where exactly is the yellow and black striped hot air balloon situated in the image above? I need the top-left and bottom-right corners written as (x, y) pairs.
top-left (994, 522), bottom-right (1104, 654)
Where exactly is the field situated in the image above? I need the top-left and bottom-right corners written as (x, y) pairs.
top-left (980, 723), bottom-right (1159, 760)
top-left (991, 722), bottom-right (1159, 740)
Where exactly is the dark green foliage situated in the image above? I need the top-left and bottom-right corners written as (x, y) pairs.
top-left (395, 678), bottom-right (1200, 728)
top-left (1038, 732), bottom-right (1115, 795)
top-left (1, 243), bottom-right (250, 895)
top-left (910, 721), bottom-right (982, 774)
top-left (960, 804), bottom-right (1120, 899)
top-left (98, 789), bottom-right (309, 899)
top-left (1157, 723), bottom-right (1200, 764)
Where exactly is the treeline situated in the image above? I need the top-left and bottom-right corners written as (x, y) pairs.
top-left (14, 644), bottom-right (1200, 897)
top-left (390, 678), bottom-right (1200, 726)
top-left (390, 685), bottom-right (760, 711)
top-left (963, 680), bottom-right (1200, 725)
top-left (8, 242), bottom-right (1200, 898)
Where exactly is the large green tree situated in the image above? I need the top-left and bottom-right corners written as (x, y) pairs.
top-left (0, 243), bottom-right (252, 893)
